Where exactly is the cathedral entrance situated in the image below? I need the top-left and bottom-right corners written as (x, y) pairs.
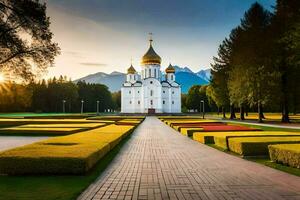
top-left (148, 108), bottom-right (156, 114)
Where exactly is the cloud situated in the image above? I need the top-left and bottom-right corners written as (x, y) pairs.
top-left (80, 62), bottom-right (107, 67)
top-left (64, 51), bottom-right (84, 58)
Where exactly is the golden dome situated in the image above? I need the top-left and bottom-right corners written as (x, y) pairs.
top-left (165, 63), bottom-right (175, 73)
top-left (127, 64), bottom-right (136, 74)
top-left (141, 39), bottom-right (161, 66)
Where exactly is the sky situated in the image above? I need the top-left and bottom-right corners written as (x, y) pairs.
top-left (45, 0), bottom-right (276, 80)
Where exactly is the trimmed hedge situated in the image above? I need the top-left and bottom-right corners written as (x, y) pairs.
top-left (0, 126), bottom-right (88, 136)
top-left (180, 128), bottom-right (203, 136)
top-left (0, 124), bottom-right (136, 175)
top-left (19, 123), bottom-right (105, 128)
top-left (228, 136), bottom-right (300, 156)
top-left (269, 144), bottom-right (300, 168)
top-left (213, 131), bottom-right (300, 149)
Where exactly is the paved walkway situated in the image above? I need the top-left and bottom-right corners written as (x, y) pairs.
top-left (78, 117), bottom-right (300, 200)
top-left (0, 136), bottom-right (48, 152)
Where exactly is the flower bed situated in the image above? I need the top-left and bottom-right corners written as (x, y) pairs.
top-left (228, 136), bottom-right (300, 156)
top-left (178, 124), bottom-right (259, 137)
top-left (180, 127), bottom-right (204, 136)
top-left (200, 125), bottom-right (259, 132)
top-left (269, 144), bottom-right (300, 168)
top-left (19, 123), bottom-right (105, 128)
top-left (172, 122), bottom-right (225, 131)
top-left (0, 126), bottom-right (90, 136)
top-left (213, 132), bottom-right (300, 149)
top-left (0, 124), bottom-right (136, 175)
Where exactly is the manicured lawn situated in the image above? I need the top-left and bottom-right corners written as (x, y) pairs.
top-left (0, 134), bottom-right (131, 200)
top-left (247, 158), bottom-right (300, 177)
top-left (0, 124), bottom-right (134, 174)
top-left (161, 116), bottom-right (300, 176)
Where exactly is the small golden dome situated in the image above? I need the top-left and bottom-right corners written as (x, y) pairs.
top-left (165, 63), bottom-right (175, 73)
top-left (141, 39), bottom-right (161, 66)
top-left (127, 64), bottom-right (136, 74)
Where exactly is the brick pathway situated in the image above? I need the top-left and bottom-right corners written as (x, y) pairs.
top-left (78, 117), bottom-right (300, 200)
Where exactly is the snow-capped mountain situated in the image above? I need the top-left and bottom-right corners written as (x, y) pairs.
top-left (75, 66), bottom-right (211, 93)
top-left (75, 71), bottom-right (126, 92)
top-left (196, 69), bottom-right (211, 82)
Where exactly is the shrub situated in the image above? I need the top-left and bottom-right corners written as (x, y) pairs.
top-left (180, 128), bottom-right (203, 136)
top-left (269, 144), bottom-right (300, 168)
top-left (213, 131), bottom-right (300, 149)
top-left (228, 136), bottom-right (300, 156)
top-left (0, 127), bottom-right (87, 136)
top-left (0, 124), bottom-right (136, 175)
top-left (19, 123), bottom-right (105, 128)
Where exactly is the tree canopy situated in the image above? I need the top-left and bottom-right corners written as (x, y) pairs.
top-left (0, 0), bottom-right (60, 80)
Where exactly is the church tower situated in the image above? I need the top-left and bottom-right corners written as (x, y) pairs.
top-left (141, 35), bottom-right (161, 80)
top-left (165, 63), bottom-right (175, 83)
top-left (126, 64), bottom-right (138, 83)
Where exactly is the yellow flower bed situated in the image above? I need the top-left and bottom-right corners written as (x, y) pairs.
top-left (18, 123), bottom-right (104, 128)
top-left (180, 128), bottom-right (204, 136)
top-left (164, 119), bottom-right (217, 126)
top-left (212, 131), bottom-right (300, 149)
top-left (0, 126), bottom-right (90, 136)
top-left (118, 119), bottom-right (143, 124)
top-left (228, 136), bottom-right (300, 156)
top-left (0, 124), bottom-right (135, 175)
top-left (269, 144), bottom-right (300, 168)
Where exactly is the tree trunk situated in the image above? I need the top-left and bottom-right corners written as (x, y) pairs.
top-left (230, 104), bottom-right (236, 119)
top-left (281, 70), bottom-right (290, 123)
top-left (222, 106), bottom-right (226, 119)
top-left (217, 107), bottom-right (220, 116)
top-left (258, 102), bottom-right (264, 123)
top-left (240, 106), bottom-right (245, 120)
top-left (282, 101), bottom-right (290, 123)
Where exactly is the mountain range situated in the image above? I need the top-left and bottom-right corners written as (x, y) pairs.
top-left (75, 66), bottom-right (211, 93)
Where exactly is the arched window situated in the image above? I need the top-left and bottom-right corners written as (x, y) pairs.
top-left (154, 68), bottom-right (157, 78)
top-left (150, 100), bottom-right (153, 105)
top-left (171, 75), bottom-right (173, 80)
top-left (150, 90), bottom-right (154, 96)
top-left (149, 69), bottom-right (151, 77)
top-left (138, 101), bottom-right (140, 105)
top-left (163, 100), bottom-right (165, 104)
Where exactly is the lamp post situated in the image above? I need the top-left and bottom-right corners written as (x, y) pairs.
top-left (200, 100), bottom-right (205, 119)
top-left (96, 100), bottom-right (100, 116)
top-left (62, 100), bottom-right (66, 113)
top-left (81, 100), bottom-right (84, 114)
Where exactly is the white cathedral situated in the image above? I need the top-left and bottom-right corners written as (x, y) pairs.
top-left (121, 37), bottom-right (181, 114)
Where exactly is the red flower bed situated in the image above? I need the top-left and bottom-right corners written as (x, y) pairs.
top-left (200, 125), bottom-right (260, 132)
top-left (171, 122), bottom-right (225, 126)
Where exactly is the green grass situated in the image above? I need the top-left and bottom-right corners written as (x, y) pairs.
top-left (0, 130), bottom-right (132, 200)
top-left (247, 158), bottom-right (300, 177)
top-left (207, 144), bottom-right (300, 177)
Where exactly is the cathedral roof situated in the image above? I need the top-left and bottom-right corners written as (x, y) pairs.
top-left (165, 63), bottom-right (175, 73)
top-left (127, 64), bottom-right (136, 74)
top-left (141, 39), bottom-right (161, 66)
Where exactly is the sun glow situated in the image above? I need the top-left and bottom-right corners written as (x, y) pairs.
top-left (0, 73), bottom-right (5, 83)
